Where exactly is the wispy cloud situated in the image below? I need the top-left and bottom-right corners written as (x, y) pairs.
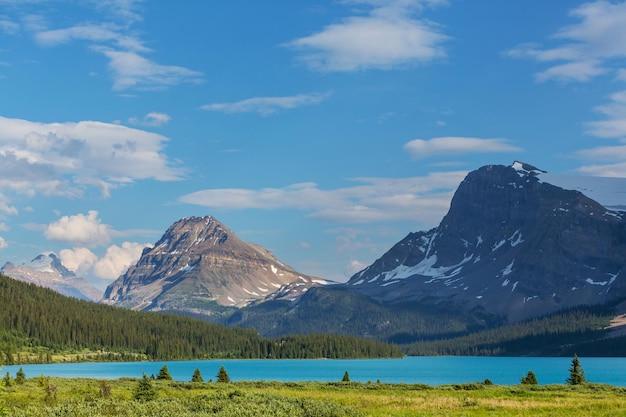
top-left (0, 18), bottom-right (20, 35)
top-left (285, 0), bottom-right (449, 72)
top-left (20, 1), bottom-right (202, 90)
top-left (128, 111), bottom-right (171, 127)
top-left (200, 92), bottom-right (332, 116)
top-left (180, 171), bottom-right (466, 225)
top-left (403, 136), bottom-right (521, 159)
top-left (97, 48), bottom-right (203, 91)
top-left (574, 90), bottom-right (626, 177)
top-left (585, 90), bottom-right (626, 139)
top-left (507, 1), bottom-right (626, 83)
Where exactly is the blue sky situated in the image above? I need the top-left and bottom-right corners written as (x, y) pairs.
top-left (1, 0), bottom-right (626, 289)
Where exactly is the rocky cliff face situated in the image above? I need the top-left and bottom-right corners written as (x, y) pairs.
top-left (347, 162), bottom-right (626, 322)
top-left (1, 253), bottom-right (102, 302)
top-left (102, 216), bottom-right (327, 315)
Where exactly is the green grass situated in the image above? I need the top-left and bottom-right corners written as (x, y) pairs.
top-left (2, 377), bottom-right (626, 416)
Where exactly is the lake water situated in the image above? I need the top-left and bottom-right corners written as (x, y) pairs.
top-left (4, 357), bottom-right (626, 386)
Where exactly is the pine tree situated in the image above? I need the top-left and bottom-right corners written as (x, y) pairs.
top-left (216, 366), bottom-right (230, 383)
top-left (191, 368), bottom-right (204, 383)
top-left (156, 364), bottom-right (173, 380)
top-left (566, 354), bottom-right (586, 385)
top-left (133, 373), bottom-right (156, 402)
top-left (521, 370), bottom-right (538, 385)
top-left (342, 371), bottom-right (350, 382)
top-left (15, 367), bottom-right (25, 385)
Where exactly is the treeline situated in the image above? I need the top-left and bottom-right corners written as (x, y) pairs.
top-left (406, 304), bottom-right (618, 356)
top-left (0, 274), bottom-right (401, 364)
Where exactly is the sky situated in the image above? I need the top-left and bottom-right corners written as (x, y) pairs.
top-left (1, 0), bottom-right (626, 290)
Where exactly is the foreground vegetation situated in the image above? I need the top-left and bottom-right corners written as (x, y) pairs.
top-left (1, 375), bottom-right (625, 417)
top-left (0, 274), bottom-right (401, 364)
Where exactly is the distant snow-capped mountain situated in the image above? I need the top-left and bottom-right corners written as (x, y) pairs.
top-left (1, 253), bottom-right (103, 302)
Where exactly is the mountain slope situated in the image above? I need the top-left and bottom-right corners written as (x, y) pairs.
top-left (103, 216), bottom-right (327, 316)
top-left (1, 252), bottom-right (102, 301)
top-left (346, 162), bottom-right (626, 322)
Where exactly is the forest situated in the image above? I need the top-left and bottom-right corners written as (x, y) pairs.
top-left (0, 274), bottom-right (402, 364)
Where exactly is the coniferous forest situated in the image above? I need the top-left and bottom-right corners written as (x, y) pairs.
top-left (0, 274), bottom-right (402, 364)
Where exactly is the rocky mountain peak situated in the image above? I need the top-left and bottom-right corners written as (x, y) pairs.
top-left (103, 215), bottom-right (327, 314)
top-left (347, 162), bottom-right (626, 322)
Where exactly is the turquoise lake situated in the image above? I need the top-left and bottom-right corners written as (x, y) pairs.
top-left (4, 357), bottom-right (626, 386)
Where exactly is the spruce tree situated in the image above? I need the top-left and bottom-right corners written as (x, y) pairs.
top-left (521, 370), bottom-right (538, 385)
top-left (191, 368), bottom-right (204, 383)
top-left (15, 367), bottom-right (25, 385)
top-left (566, 354), bottom-right (586, 385)
top-left (3, 372), bottom-right (11, 387)
top-left (342, 371), bottom-right (350, 382)
top-left (216, 366), bottom-right (230, 383)
top-left (133, 373), bottom-right (156, 402)
top-left (156, 364), bottom-right (173, 380)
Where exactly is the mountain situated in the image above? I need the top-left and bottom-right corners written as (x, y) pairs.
top-left (346, 162), bottom-right (626, 322)
top-left (1, 252), bottom-right (102, 302)
top-left (102, 216), bottom-right (328, 316)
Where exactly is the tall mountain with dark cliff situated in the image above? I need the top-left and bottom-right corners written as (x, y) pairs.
top-left (226, 162), bottom-right (626, 351)
top-left (346, 162), bottom-right (626, 322)
top-left (102, 216), bottom-right (328, 316)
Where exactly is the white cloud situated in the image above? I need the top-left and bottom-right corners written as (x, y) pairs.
top-left (59, 247), bottom-right (98, 276)
top-left (45, 211), bottom-right (111, 247)
top-left (180, 171), bottom-right (466, 225)
top-left (508, 1), bottom-right (626, 83)
top-left (0, 115), bottom-right (183, 199)
top-left (128, 112), bottom-right (171, 127)
top-left (0, 223), bottom-right (8, 232)
top-left (92, 241), bottom-right (148, 279)
top-left (60, 241), bottom-right (148, 280)
top-left (0, 236), bottom-right (7, 250)
top-left (97, 48), bottom-right (203, 90)
top-left (285, 0), bottom-right (448, 71)
top-left (200, 92), bottom-right (331, 116)
top-left (403, 136), bottom-right (522, 159)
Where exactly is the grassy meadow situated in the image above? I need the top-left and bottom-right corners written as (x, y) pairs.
top-left (2, 376), bottom-right (626, 416)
